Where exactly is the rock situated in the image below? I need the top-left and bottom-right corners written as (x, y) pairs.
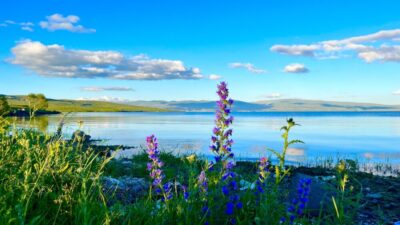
top-left (71, 130), bottom-right (91, 143)
top-left (286, 173), bottom-right (335, 216)
top-left (388, 185), bottom-right (396, 193)
top-left (102, 176), bottom-right (149, 205)
top-left (370, 199), bottom-right (379, 204)
top-left (366, 193), bottom-right (382, 199)
top-left (120, 159), bottom-right (133, 167)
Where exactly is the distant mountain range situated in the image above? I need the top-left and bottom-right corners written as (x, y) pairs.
top-left (126, 99), bottom-right (400, 112)
top-left (4, 94), bottom-right (400, 112)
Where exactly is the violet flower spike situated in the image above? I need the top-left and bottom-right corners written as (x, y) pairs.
top-left (146, 135), bottom-right (165, 191)
top-left (209, 81), bottom-right (235, 162)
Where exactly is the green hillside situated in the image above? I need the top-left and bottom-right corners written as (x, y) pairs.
top-left (6, 96), bottom-right (166, 112)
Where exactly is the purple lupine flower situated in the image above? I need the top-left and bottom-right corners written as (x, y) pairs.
top-left (284, 178), bottom-right (312, 224)
top-left (258, 157), bottom-right (270, 182)
top-left (209, 82), bottom-right (234, 161)
top-left (253, 157), bottom-right (270, 204)
top-left (146, 135), bottom-right (165, 191)
top-left (162, 182), bottom-right (174, 201)
top-left (198, 170), bottom-right (208, 192)
top-left (209, 82), bottom-right (242, 220)
top-left (225, 202), bottom-right (235, 215)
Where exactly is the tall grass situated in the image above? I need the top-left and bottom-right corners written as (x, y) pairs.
top-left (0, 117), bottom-right (112, 225)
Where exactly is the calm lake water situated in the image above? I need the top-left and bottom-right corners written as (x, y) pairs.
top-left (17, 112), bottom-right (400, 165)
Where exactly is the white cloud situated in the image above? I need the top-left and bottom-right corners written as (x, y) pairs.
top-left (209, 74), bottom-right (222, 80)
top-left (20, 22), bottom-right (34, 26)
top-left (283, 63), bottom-right (309, 73)
top-left (21, 26), bottom-right (34, 32)
top-left (40, 14), bottom-right (95, 33)
top-left (76, 96), bottom-right (129, 102)
top-left (262, 93), bottom-right (283, 99)
top-left (393, 90), bottom-right (400, 95)
top-left (229, 62), bottom-right (265, 74)
top-left (81, 86), bottom-right (134, 92)
top-left (0, 20), bottom-right (34, 31)
top-left (270, 29), bottom-right (400, 63)
top-left (9, 40), bottom-right (204, 80)
top-left (270, 44), bottom-right (320, 57)
top-left (357, 45), bottom-right (400, 63)
top-left (5, 20), bottom-right (16, 25)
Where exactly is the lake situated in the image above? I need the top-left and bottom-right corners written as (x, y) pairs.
top-left (17, 112), bottom-right (400, 165)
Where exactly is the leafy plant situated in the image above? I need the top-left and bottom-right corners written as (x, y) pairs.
top-left (267, 118), bottom-right (304, 184)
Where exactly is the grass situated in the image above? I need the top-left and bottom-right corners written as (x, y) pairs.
top-left (0, 118), bottom-right (113, 224)
top-left (6, 95), bottom-right (167, 113)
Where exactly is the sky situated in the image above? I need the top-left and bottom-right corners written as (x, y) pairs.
top-left (1, 0), bottom-right (400, 104)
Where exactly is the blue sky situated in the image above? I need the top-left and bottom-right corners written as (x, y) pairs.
top-left (1, 0), bottom-right (400, 104)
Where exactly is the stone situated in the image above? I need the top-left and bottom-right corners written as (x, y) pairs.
top-left (102, 176), bottom-right (149, 205)
top-left (71, 130), bottom-right (91, 143)
top-left (388, 186), bottom-right (396, 193)
top-left (366, 193), bottom-right (383, 199)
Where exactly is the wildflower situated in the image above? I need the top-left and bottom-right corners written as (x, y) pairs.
top-left (146, 135), bottom-right (165, 191)
top-left (209, 82), bottom-right (242, 220)
top-left (284, 178), bottom-right (312, 224)
top-left (182, 185), bottom-right (189, 200)
top-left (160, 182), bottom-right (174, 201)
top-left (209, 82), bottom-right (234, 162)
top-left (198, 170), bottom-right (208, 192)
top-left (258, 157), bottom-right (270, 182)
top-left (186, 154), bottom-right (196, 163)
top-left (225, 202), bottom-right (234, 215)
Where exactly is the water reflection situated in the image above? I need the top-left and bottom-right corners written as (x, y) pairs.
top-left (12, 116), bottom-right (49, 132)
top-left (13, 112), bottom-right (400, 165)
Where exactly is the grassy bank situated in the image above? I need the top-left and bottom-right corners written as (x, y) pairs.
top-left (6, 95), bottom-right (167, 113)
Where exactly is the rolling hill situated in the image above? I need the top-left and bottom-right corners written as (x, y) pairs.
top-left (5, 95), bottom-right (166, 112)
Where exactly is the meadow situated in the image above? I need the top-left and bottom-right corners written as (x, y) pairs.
top-left (1, 82), bottom-right (399, 225)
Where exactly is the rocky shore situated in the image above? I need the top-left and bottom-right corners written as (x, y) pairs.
top-left (101, 156), bottom-right (400, 225)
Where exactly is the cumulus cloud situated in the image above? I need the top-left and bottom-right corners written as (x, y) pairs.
top-left (393, 90), bottom-right (400, 95)
top-left (9, 40), bottom-right (204, 80)
top-left (40, 14), bottom-right (95, 33)
top-left (76, 96), bottom-right (129, 102)
top-left (270, 29), bottom-right (400, 63)
top-left (229, 62), bottom-right (265, 74)
top-left (209, 74), bottom-right (222, 80)
top-left (81, 86), bottom-right (134, 92)
top-left (284, 63), bottom-right (309, 73)
top-left (357, 45), bottom-right (400, 63)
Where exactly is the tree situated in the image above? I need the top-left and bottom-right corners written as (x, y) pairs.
top-left (0, 95), bottom-right (10, 116)
top-left (25, 93), bottom-right (48, 119)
